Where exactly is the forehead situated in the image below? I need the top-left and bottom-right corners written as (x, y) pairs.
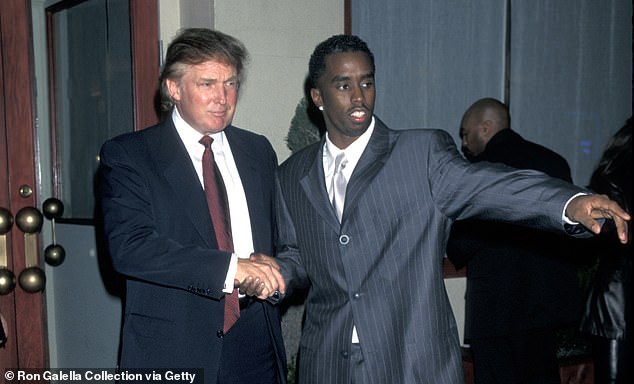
top-left (185, 60), bottom-right (237, 78)
top-left (461, 113), bottom-right (479, 128)
top-left (322, 51), bottom-right (373, 78)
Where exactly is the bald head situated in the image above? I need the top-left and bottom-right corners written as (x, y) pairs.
top-left (460, 98), bottom-right (510, 158)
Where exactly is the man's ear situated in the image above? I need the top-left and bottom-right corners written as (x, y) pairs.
top-left (480, 119), bottom-right (494, 137)
top-left (310, 88), bottom-right (322, 109)
top-left (166, 78), bottom-right (181, 102)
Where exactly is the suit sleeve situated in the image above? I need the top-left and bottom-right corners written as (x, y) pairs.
top-left (97, 139), bottom-right (229, 299)
top-left (274, 172), bottom-right (310, 297)
top-left (427, 130), bottom-right (585, 232)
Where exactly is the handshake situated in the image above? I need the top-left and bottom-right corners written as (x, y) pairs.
top-left (234, 253), bottom-right (286, 302)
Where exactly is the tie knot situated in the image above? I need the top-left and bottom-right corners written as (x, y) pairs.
top-left (199, 135), bottom-right (213, 148)
top-left (334, 152), bottom-right (347, 173)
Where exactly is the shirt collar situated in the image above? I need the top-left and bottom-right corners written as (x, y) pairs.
top-left (172, 107), bottom-right (228, 159)
top-left (324, 116), bottom-right (375, 167)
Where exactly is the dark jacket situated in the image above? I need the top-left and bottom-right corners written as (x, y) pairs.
top-left (447, 128), bottom-right (583, 339)
top-left (98, 118), bottom-right (286, 383)
top-left (580, 130), bottom-right (632, 340)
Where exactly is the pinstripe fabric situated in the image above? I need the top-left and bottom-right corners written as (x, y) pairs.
top-left (275, 119), bottom-right (584, 384)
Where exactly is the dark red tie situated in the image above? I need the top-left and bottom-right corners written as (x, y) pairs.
top-left (199, 135), bottom-right (240, 333)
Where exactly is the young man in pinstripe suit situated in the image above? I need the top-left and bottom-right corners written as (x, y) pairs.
top-left (250, 35), bottom-right (630, 384)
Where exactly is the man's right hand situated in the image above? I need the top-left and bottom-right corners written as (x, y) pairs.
top-left (235, 254), bottom-right (286, 300)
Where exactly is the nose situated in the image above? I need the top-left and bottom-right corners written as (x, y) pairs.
top-left (351, 85), bottom-right (363, 104)
top-left (212, 84), bottom-right (227, 105)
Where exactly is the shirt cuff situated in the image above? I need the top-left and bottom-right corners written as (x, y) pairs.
top-left (223, 254), bottom-right (238, 294)
top-left (562, 192), bottom-right (587, 224)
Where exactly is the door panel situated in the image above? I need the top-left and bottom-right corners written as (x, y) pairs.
top-left (0, 0), bottom-right (48, 373)
top-left (43, 0), bottom-right (159, 369)
top-left (0, 0), bottom-right (158, 374)
top-left (50, 223), bottom-right (123, 368)
top-left (48, 0), bottom-right (134, 219)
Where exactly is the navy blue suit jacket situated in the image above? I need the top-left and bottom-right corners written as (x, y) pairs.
top-left (97, 117), bottom-right (285, 383)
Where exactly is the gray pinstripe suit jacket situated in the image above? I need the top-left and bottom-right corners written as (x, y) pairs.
top-left (275, 118), bottom-right (584, 384)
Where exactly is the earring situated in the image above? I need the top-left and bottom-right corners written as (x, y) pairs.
top-left (318, 106), bottom-right (324, 111)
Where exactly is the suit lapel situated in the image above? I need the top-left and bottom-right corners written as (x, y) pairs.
top-left (298, 119), bottom-right (396, 230)
top-left (299, 140), bottom-right (341, 231)
top-left (156, 120), bottom-right (215, 247)
top-left (225, 127), bottom-right (258, 199)
top-left (343, 119), bottom-right (395, 221)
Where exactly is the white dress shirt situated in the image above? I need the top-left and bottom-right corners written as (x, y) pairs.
top-left (172, 108), bottom-right (252, 293)
top-left (323, 117), bottom-right (375, 192)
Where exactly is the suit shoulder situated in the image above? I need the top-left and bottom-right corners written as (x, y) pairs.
top-left (396, 128), bottom-right (458, 149)
top-left (228, 125), bottom-right (269, 142)
top-left (102, 122), bottom-right (163, 148)
top-left (487, 131), bottom-right (571, 180)
top-left (531, 142), bottom-right (569, 165)
top-left (99, 122), bottom-right (175, 173)
top-left (227, 125), bottom-right (276, 153)
top-left (227, 125), bottom-right (255, 137)
top-left (279, 141), bottom-right (321, 174)
top-left (398, 127), bottom-right (453, 138)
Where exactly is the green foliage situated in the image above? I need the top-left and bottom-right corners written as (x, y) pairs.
top-left (286, 97), bottom-right (322, 153)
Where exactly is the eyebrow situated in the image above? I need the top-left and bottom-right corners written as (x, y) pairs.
top-left (330, 72), bottom-right (375, 83)
top-left (198, 74), bottom-right (239, 83)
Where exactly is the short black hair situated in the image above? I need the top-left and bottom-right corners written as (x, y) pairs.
top-left (308, 34), bottom-right (375, 87)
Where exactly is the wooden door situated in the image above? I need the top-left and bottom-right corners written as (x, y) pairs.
top-left (0, 0), bottom-right (48, 373)
top-left (0, 0), bottom-right (158, 375)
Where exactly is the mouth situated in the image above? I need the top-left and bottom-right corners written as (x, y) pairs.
top-left (349, 109), bottom-right (368, 122)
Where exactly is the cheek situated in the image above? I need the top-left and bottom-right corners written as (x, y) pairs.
top-left (365, 89), bottom-right (376, 103)
top-left (226, 91), bottom-right (239, 107)
top-left (330, 95), bottom-right (349, 111)
top-left (195, 90), bottom-right (213, 104)
top-left (179, 89), bottom-right (201, 106)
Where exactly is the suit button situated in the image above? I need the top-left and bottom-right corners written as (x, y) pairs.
top-left (341, 351), bottom-right (349, 359)
top-left (339, 235), bottom-right (349, 245)
top-left (216, 330), bottom-right (224, 338)
top-left (353, 292), bottom-right (362, 300)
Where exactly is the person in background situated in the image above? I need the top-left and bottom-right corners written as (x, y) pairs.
top-left (580, 117), bottom-right (632, 384)
top-left (97, 28), bottom-right (286, 384)
top-left (446, 98), bottom-right (583, 384)
top-left (250, 35), bottom-right (630, 384)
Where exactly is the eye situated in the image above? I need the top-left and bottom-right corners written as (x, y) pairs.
top-left (336, 83), bottom-right (350, 91)
top-left (361, 80), bottom-right (374, 89)
top-left (225, 80), bottom-right (238, 89)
